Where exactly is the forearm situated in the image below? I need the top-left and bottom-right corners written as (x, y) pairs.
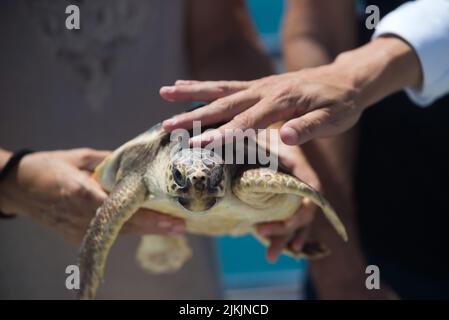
top-left (281, 1), bottom-right (371, 297)
top-left (186, 0), bottom-right (273, 80)
top-left (283, 37), bottom-right (333, 70)
top-left (282, 0), bottom-right (356, 70)
top-left (305, 132), bottom-right (397, 299)
top-left (191, 37), bottom-right (273, 80)
top-left (303, 37), bottom-right (420, 299)
top-left (373, 0), bottom-right (449, 106)
top-left (302, 131), bottom-right (372, 298)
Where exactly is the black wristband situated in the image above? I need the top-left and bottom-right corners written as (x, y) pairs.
top-left (0, 149), bottom-right (34, 219)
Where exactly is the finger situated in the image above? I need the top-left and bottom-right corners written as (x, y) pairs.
top-left (256, 199), bottom-right (315, 237)
top-left (73, 174), bottom-right (108, 212)
top-left (293, 198), bottom-right (316, 227)
top-left (280, 108), bottom-right (334, 146)
top-left (256, 211), bottom-right (307, 238)
top-left (66, 148), bottom-right (111, 171)
top-left (289, 227), bottom-right (310, 253)
top-left (189, 98), bottom-right (289, 146)
top-left (266, 234), bottom-right (293, 263)
top-left (256, 221), bottom-right (290, 237)
top-left (80, 150), bottom-right (111, 171)
top-left (163, 89), bottom-right (258, 132)
top-left (160, 80), bottom-right (249, 103)
top-left (175, 80), bottom-right (200, 86)
top-left (125, 209), bottom-right (186, 235)
top-left (83, 179), bottom-right (108, 204)
top-left (66, 180), bottom-right (107, 226)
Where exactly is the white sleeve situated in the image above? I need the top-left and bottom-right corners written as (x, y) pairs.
top-left (372, 0), bottom-right (449, 107)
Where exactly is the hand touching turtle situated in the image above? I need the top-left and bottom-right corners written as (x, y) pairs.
top-left (0, 148), bottom-right (185, 244)
top-left (160, 38), bottom-right (423, 146)
top-left (160, 68), bottom-right (361, 146)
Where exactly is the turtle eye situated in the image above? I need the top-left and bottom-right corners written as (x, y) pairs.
top-left (172, 167), bottom-right (187, 187)
top-left (209, 166), bottom-right (223, 188)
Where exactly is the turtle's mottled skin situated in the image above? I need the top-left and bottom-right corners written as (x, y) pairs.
top-left (78, 124), bottom-right (347, 299)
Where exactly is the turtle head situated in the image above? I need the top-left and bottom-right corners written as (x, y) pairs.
top-left (166, 148), bottom-right (227, 213)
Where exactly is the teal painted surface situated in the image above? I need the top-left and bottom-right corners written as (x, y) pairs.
top-left (218, 235), bottom-right (304, 274)
top-left (357, 0), bottom-right (367, 14)
top-left (216, 234), bottom-right (307, 290)
top-left (246, 0), bottom-right (284, 35)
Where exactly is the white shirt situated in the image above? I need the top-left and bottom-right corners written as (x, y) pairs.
top-left (373, 0), bottom-right (449, 107)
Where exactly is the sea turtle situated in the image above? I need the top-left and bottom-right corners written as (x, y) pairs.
top-left (78, 123), bottom-right (347, 299)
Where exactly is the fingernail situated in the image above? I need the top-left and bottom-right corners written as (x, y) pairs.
top-left (163, 118), bottom-right (176, 128)
top-left (157, 221), bottom-right (172, 228)
top-left (160, 86), bottom-right (175, 93)
top-left (281, 127), bottom-right (299, 145)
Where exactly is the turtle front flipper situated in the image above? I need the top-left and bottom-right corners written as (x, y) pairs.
top-left (136, 234), bottom-right (192, 274)
top-left (233, 168), bottom-right (347, 258)
top-left (78, 173), bottom-right (146, 300)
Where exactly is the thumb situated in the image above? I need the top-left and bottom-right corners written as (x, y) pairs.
top-left (71, 148), bottom-right (111, 172)
top-left (81, 173), bottom-right (108, 204)
top-left (280, 110), bottom-right (330, 146)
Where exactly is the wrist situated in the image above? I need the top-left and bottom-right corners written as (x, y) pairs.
top-left (332, 36), bottom-right (422, 110)
top-left (0, 177), bottom-right (17, 215)
top-left (0, 150), bottom-right (34, 216)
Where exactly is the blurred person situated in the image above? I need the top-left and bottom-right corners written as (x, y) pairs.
top-left (274, 0), bottom-right (449, 300)
top-left (0, 0), bottom-right (301, 299)
top-left (160, 0), bottom-right (449, 147)
top-left (160, 0), bottom-right (449, 299)
top-left (0, 0), bottom-right (196, 299)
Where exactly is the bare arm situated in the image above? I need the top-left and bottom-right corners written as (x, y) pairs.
top-left (0, 148), bottom-right (185, 243)
top-left (283, 0), bottom-right (356, 69)
top-left (160, 0), bottom-right (421, 147)
top-left (283, 0), bottom-right (395, 299)
top-left (185, 0), bottom-right (273, 80)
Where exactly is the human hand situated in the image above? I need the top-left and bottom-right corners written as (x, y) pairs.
top-left (160, 65), bottom-right (361, 146)
top-left (255, 141), bottom-right (320, 262)
top-left (161, 37), bottom-right (422, 146)
top-left (257, 203), bottom-right (314, 263)
top-left (0, 148), bottom-right (185, 243)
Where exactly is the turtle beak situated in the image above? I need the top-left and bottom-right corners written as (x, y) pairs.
top-left (177, 197), bottom-right (217, 213)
